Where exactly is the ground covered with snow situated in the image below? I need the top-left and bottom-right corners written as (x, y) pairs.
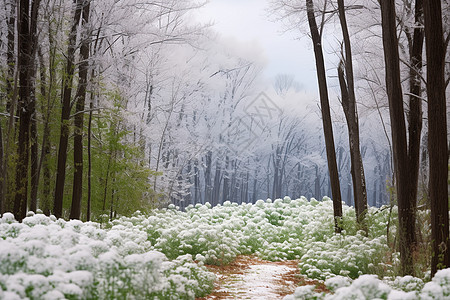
top-left (198, 255), bottom-right (326, 299)
top-left (0, 196), bottom-right (449, 299)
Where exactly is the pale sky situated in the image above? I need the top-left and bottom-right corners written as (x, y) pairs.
top-left (196, 0), bottom-right (320, 93)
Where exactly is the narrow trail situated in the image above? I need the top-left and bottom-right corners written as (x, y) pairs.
top-left (197, 256), bottom-right (327, 300)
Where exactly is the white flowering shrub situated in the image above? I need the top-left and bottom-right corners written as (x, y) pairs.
top-left (0, 213), bottom-right (214, 299)
top-left (284, 285), bottom-right (324, 300)
top-left (298, 232), bottom-right (391, 280)
top-left (391, 275), bottom-right (425, 293)
top-left (1, 197), bottom-right (449, 299)
top-left (285, 268), bottom-right (450, 300)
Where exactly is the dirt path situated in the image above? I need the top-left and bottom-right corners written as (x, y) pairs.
top-left (198, 256), bottom-right (327, 300)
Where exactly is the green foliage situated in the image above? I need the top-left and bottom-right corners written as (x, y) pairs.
top-left (87, 91), bottom-right (158, 220)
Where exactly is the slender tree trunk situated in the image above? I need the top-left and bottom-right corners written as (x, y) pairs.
top-left (102, 150), bottom-right (112, 212)
top-left (53, 0), bottom-right (83, 219)
top-left (337, 0), bottom-right (368, 228)
top-left (423, 0), bottom-right (449, 277)
top-left (314, 165), bottom-right (320, 199)
top-left (26, 0), bottom-right (41, 214)
top-left (306, 0), bottom-right (342, 232)
top-left (212, 160), bottom-right (221, 205)
top-left (14, 0), bottom-right (40, 221)
top-left (86, 26), bottom-right (102, 222)
top-left (380, 0), bottom-right (415, 275)
top-left (223, 155), bottom-right (230, 203)
top-left (6, 0), bottom-right (16, 109)
top-left (37, 48), bottom-right (52, 215)
top-left (27, 0), bottom-right (41, 212)
top-left (29, 93), bottom-right (38, 212)
top-left (1, 2), bottom-right (18, 213)
top-left (70, 0), bottom-right (91, 220)
top-left (204, 151), bottom-right (212, 204)
top-left (252, 168), bottom-right (257, 203)
top-left (87, 100), bottom-right (93, 221)
top-left (3, 40), bottom-right (19, 214)
top-left (406, 0), bottom-right (424, 252)
top-left (194, 159), bottom-right (199, 204)
top-left (0, 123), bottom-right (3, 214)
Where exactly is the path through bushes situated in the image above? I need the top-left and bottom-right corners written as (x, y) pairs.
top-left (198, 256), bottom-right (328, 299)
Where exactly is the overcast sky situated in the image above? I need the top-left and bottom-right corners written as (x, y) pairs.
top-left (196, 0), bottom-right (320, 93)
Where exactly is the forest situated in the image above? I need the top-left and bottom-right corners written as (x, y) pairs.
top-left (0, 0), bottom-right (449, 298)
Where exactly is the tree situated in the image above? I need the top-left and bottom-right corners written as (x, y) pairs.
top-left (13, 0), bottom-right (40, 221)
top-left (379, 0), bottom-right (416, 275)
top-left (336, 0), bottom-right (368, 228)
top-left (404, 0), bottom-right (424, 256)
top-left (423, 0), bottom-right (449, 277)
top-left (70, 0), bottom-right (91, 220)
top-left (53, 0), bottom-right (83, 219)
top-left (306, 0), bottom-right (343, 232)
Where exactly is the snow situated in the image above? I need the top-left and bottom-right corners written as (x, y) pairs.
top-left (213, 261), bottom-right (299, 299)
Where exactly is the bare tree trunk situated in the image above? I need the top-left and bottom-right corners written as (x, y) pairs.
top-left (2, 1), bottom-right (20, 213)
top-left (306, 0), bottom-right (342, 232)
top-left (102, 149), bottom-right (112, 212)
top-left (212, 159), bottom-right (221, 205)
top-left (193, 159), bottom-right (199, 204)
top-left (337, 0), bottom-right (368, 228)
top-left (222, 155), bottom-right (230, 203)
top-left (423, 0), bottom-right (449, 277)
top-left (406, 0), bottom-right (424, 252)
top-left (252, 169), bottom-right (257, 203)
top-left (87, 100), bottom-right (93, 221)
top-left (14, 0), bottom-right (40, 221)
top-left (54, 0), bottom-right (83, 219)
top-left (29, 90), bottom-right (38, 212)
top-left (37, 48), bottom-right (52, 215)
top-left (6, 0), bottom-right (16, 109)
top-left (70, 0), bottom-right (91, 220)
top-left (204, 151), bottom-right (212, 204)
top-left (0, 123), bottom-right (3, 214)
top-left (380, 0), bottom-right (415, 275)
top-left (28, 0), bottom-right (41, 212)
top-left (2, 2), bottom-right (16, 211)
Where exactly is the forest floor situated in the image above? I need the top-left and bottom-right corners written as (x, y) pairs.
top-left (197, 255), bottom-right (328, 299)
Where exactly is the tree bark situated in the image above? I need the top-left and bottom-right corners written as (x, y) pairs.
top-left (337, 0), bottom-right (368, 228)
top-left (0, 123), bottom-right (3, 214)
top-left (204, 151), bottom-right (212, 204)
top-left (53, 0), bottom-right (83, 219)
top-left (87, 100), bottom-right (93, 221)
top-left (14, 0), bottom-right (40, 221)
top-left (223, 155), bottom-right (230, 203)
top-left (29, 90), bottom-right (38, 213)
top-left (306, 0), bottom-right (343, 232)
top-left (70, 0), bottom-right (91, 220)
top-left (6, 0), bottom-right (16, 109)
top-left (212, 165), bottom-right (219, 205)
top-left (37, 47), bottom-right (52, 215)
top-left (380, 0), bottom-right (415, 275)
top-left (406, 0), bottom-right (424, 252)
top-left (423, 0), bottom-right (449, 277)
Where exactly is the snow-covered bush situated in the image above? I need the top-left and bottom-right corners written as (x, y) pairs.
top-left (113, 196), bottom-right (394, 273)
top-left (0, 213), bottom-right (214, 299)
top-left (284, 285), bottom-right (324, 300)
top-left (298, 232), bottom-right (391, 280)
top-left (3, 195), bottom-right (440, 299)
top-left (285, 268), bottom-right (450, 300)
